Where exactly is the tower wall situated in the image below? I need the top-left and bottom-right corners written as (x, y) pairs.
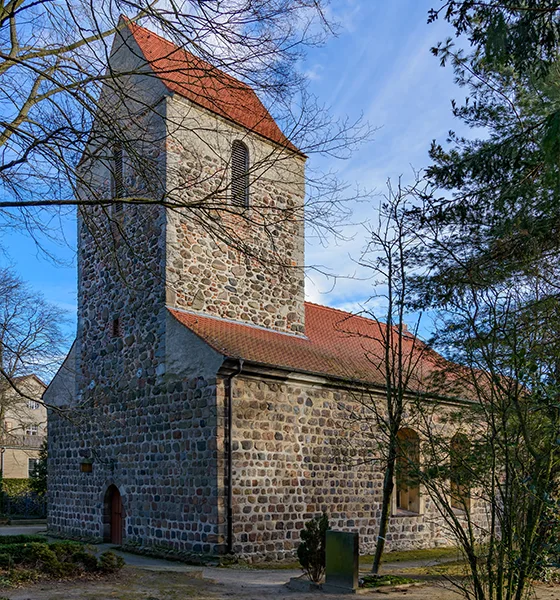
top-left (48, 24), bottom-right (309, 555)
top-left (47, 30), bottom-right (227, 554)
top-left (165, 96), bottom-right (306, 334)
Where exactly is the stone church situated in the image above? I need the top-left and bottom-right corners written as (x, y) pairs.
top-left (45, 20), bottom-right (470, 560)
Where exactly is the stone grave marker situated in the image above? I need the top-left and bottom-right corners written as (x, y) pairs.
top-left (323, 530), bottom-right (359, 593)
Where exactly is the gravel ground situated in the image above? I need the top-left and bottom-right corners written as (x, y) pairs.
top-left (1, 527), bottom-right (560, 600)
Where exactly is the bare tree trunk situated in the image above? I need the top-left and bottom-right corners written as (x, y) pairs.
top-left (371, 447), bottom-right (396, 574)
top-left (358, 179), bottom-right (426, 574)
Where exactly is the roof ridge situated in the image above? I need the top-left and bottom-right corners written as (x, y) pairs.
top-left (126, 20), bottom-right (253, 92)
top-left (122, 19), bottom-right (304, 156)
top-left (12, 373), bottom-right (47, 388)
top-left (124, 18), bottom-right (175, 48)
top-left (122, 17), bottom-right (190, 54)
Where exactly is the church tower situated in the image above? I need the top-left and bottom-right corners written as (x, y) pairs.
top-left (97, 21), bottom-right (308, 336)
top-left (47, 19), bottom-right (307, 556)
top-left (75, 20), bottom-right (307, 392)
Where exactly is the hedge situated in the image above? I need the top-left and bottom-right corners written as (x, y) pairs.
top-left (2, 480), bottom-right (30, 497)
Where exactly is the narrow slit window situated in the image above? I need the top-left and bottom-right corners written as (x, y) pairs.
top-left (396, 428), bottom-right (421, 513)
top-left (112, 317), bottom-right (121, 338)
top-left (231, 140), bottom-right (249, 208)
top-left (450, 433), bottom-right (471, 511)
top-left (112, 143), bottom-right (124, 214)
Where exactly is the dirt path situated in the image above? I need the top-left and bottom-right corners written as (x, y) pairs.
top-left (2, 537), bottom-right (560, 600)
top-left (4, 564), bottom-right (560, 600)
top-left (0, 565), bottom-right (445, 600)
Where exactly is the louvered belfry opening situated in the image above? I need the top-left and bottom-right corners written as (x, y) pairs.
top-left (112, 142), bottom-right (124, 214)
top-left (231, 140), bottom-right (249, 208)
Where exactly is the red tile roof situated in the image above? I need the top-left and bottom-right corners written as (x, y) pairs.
top-left (125, 20), bottom-right (302, 155)
top-left (169, 303), bottom-right (447, 390)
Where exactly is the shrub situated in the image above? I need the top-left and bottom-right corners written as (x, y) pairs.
top-left (73, 551), bottom-right (99, 572)
top-left (50, 541), bottom-right (84, 561)
top-left (50, 543), bottom-right (99, 573)
top-left (0, 538), bottom-right (125, 583)
top-left (0, 554), bottom-right (12, 569)
top-left (26, 541), bottom-right (103, 577)
top-left (4, 568), bottom-right (36, 584)
top-left (29, 440), bottom-right (47, 497)
top-left (98, 551), bottom-right (125, 573)
top-left (24, 543), bottom-right (67, 576)
top-left (297, 513), bottom-right (329, 583)
top-left (0, 543), bottom-right (37, 564)
top-left (2, 480), bottom-right (30, 497)
top-left (0, 535), bottom-right (46, 545)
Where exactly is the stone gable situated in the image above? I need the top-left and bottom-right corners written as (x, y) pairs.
top-left (164, 96), bottom-right (306, 334)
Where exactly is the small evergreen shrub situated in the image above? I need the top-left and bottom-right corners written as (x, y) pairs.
top-left (0, 539), bottom-right (125, 585)
top-left (25, 543), bottom-right (67, 577)
top-left (4, 568), bottom-right (36, 585)
top-left (0, 554), bottom-right (11, 569)
top-left (0, 543), bottom-right (36, 563)
top-left (1, 480), bottom-right (30, 497)
top-left (297, 513), bottom-right (329, 583)
top-left (29, 440), bottom-right (48, 498)
top-left (50, 540), bottom-right (84, 560)
top-left (99, 551), bottom-right (125, 573)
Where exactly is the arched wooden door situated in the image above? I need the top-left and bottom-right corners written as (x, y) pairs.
top-left (107, 485), bottom-right (123, 545)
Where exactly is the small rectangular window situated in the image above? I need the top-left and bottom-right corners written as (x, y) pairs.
top-left (112, 143), bottom-right (124, 215)
top-left (25, 424), bottom-right (38, 436)
top-left (28, 458), bottom-right (39, 477)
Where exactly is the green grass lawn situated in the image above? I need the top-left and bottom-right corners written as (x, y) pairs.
top-left (231, 546), bottom-right (463, 570)
top-left (363, 546), bottom-right (463, 564)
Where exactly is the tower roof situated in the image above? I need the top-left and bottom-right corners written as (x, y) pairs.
top-left (125, 20), bottom-right (303, 155)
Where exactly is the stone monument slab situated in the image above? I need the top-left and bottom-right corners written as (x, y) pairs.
top-left (324, 530), bottom-right (359, 594)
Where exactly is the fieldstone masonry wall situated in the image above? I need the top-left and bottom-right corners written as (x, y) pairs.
top-left (47, 27), bottom-right (486, 562)
top-left (229, 374), bottom-right (486, 560)
top-left (165, 97), bottom-right (306, 334)
top-left (48, 376), bottom-right (224, 553)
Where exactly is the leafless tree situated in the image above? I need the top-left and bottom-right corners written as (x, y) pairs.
top-left (0, 267), bottom-right (67, 432)
top-left (0, 0), bottom-right (370, 257)
top-left (358, 180), bottom-right (437, 574)
top-left (328, 180), bottom-right (437, 573)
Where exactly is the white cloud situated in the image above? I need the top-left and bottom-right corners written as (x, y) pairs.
top-left (301, 1), bottom-right (467, 319)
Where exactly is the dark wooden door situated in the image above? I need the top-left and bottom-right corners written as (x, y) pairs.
top-left (110, 487), bottom-right (123, 545)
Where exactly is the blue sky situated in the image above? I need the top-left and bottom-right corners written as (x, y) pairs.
top-left (0, 0), bottom-right (463, 356)
top-left (303, 0), bottom-right (461, 313)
